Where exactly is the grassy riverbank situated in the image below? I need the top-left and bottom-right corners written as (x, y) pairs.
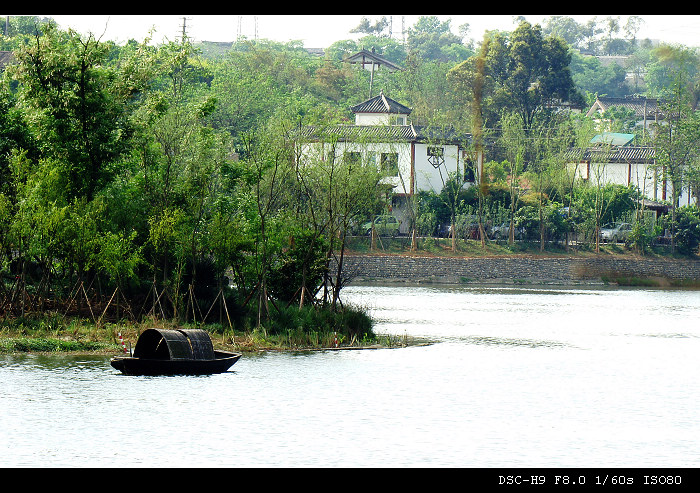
top-left (0, 308), bottom-right (423, 355)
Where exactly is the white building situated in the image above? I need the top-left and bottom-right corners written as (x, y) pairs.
top-left (296, 92), bottom-right (476, 231)
top-left (567, 133), bottom-right (697, 207)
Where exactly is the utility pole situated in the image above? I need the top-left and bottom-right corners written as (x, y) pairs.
top-left (179, 16), bottom-right (192, 42)
top-left (236, 16), bottom-right (257, 43)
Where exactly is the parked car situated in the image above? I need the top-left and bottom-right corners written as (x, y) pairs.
top-left (490, 222), bottom-right (525, 240)
top-left (599, 222), bottom-right (633, 243)
top-left (437, 223), bottom-right (451, 238)
top-left (362, 215), bottom-right (402, 236)
top-left (454, 215), bottom-right (481, 240)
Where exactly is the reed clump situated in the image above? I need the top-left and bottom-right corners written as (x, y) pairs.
top-left (0, 302), bottom-right (378, 353)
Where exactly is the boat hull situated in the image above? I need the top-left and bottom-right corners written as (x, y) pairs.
top-left (111, 350), bottom-right (241, 376)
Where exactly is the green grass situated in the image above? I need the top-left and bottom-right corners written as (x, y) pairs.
top-left (0, 337), bottom-right (113, 353)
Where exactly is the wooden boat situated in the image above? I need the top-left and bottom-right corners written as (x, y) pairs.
top-left (110, 328), bottom-right (241, 376)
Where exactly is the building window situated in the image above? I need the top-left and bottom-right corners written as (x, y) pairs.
top-left (367, 151), bottom-right (378, 167)
top-left (380, 152), bottom-right (399, 175)
top-left (390, 115), bottom-right (406, 125)
top-left (463, 152), bottom-right (476, 182)
top-left (427, 146), bottom-right (445, 168)
top-left (344, 151), bottom-right (362, 170)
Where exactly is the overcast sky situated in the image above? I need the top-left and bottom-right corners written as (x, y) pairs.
top-left (41, 15), bottom-right (700, 48)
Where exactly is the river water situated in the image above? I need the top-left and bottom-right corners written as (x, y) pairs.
top-left (1, 283), bottom-right (699, 468)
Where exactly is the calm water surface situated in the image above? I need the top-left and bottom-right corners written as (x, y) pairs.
top-left (2, 284), bottom-right (699, 467)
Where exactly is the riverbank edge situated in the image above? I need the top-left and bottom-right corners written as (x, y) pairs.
top-left (0, 337), bottom-right (430, 356)
top-left (339, 252), bottom-right (700, 287)
top-left (3, 252), bottom-right (699, 356)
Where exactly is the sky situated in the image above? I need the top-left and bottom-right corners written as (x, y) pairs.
top-left (39, 14), bottom-right (700, 49)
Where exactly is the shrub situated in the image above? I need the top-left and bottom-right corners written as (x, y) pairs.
top-left (673, 206), bottom-right (700, 256)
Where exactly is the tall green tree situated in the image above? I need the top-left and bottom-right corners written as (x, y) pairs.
top-left (645, 44), bottom-right (700, 109)
top-left (10, 22), bottom-right (132, 201)
top-left (652, 77), bottom-right (700, 252)
top-left (6, 22), bottom-right (146, 308)
top-left (407, 16), bottom-right (471, 63)
top-left (485, 21), bottom-right (582, 132)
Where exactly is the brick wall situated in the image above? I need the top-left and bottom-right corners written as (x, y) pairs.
top-left (337, 255), bottom-right (700, 284)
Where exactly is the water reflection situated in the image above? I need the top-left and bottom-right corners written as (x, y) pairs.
top-left (2, 283), bottom-right (700, 467)
top-left (464, 335), bottom-right (573, 349)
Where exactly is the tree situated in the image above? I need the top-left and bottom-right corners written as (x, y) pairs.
top-left (0, 15), bottom-right (54, 51)
top-left (652, 80), bottom-right (700, 252)
top-left (10, 22), bottom-right (132, 202)
top-left (290, 125), bottom-right (381, 308)
top-left (645, 44), bottom-right (700, 110)
top-left (350, 17), bottom-right (389, 37)
top-left (406, 16), bottom-right (470, 63)
top-left (673, 205), bottom-right (700, 255)
top-left (603, 16), bottom-right (621, 55)
top-left (569, 51), bottom-right (629, 98)
top-left (6, 22), bottom-right (147, 313)
top-left (448, 21), bottom-right (582, 142)
top-left (486, 21), bottom-right (581, 133)
top-left (623, 16), bottom-right (645, 47)
top-left (580, 17), bottom-right (605, 54)
top-left (497, 111), bottom-right (527, 244)
top-left (239, 115), bottom-right (296, 328)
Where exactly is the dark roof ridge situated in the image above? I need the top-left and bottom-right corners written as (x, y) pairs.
top-left (349, 91), bottom-right (413, 115)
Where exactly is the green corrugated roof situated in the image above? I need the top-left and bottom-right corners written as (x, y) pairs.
top-left (590, 132), bottom-right (635, 146)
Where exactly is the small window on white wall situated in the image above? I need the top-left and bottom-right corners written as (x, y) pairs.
top-left (344, 151), bottom-right (362, 167)
top-left (427, 146), bottom-right (445, 168)
top-left (391, 115), bottom-right (406, 125)
top-left (367, 152), bottom-right (378, 167)
top-left (380, 152), bottom-right (399, 175)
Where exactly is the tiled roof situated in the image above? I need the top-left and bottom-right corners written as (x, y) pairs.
top-left (350, 92), bottom-right (412, 115)
top-left (587, 96), bottom-right (663, 119)
top-left (296, 124), bottom-right (471, 145)
top-left (413, 125), bottom-right (470, 145)
top-left (296, 124), bottom-right (417, 143)
top-left (565, 146), bottom-right (656, 163)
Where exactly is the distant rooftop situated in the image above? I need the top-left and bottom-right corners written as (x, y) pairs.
top-left (566, 146), bottom-right (655, 164)
top-left (586, 95), bottom-right (663, 119)
top-left (590, 132), bottom-right (635, 146)
top-left (349, 92), bottom-right (412, 115)
top-left (343, 48), bottom-right (402, 72)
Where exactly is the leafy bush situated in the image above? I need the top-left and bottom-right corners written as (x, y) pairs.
top-left (264, 303), bottom-right (374, 341)
top-left (673, 206), bottom-right (700, 255)
top-left (267, 229), bottom-right (329, 304)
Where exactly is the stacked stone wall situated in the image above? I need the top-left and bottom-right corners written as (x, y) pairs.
top-left (338, 255), bottom-right (700, 285)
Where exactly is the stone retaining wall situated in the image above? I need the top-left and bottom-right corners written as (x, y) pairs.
top-left (338, 254), bottom-right (700, 285)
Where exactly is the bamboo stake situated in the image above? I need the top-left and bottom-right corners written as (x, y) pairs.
top-left (96, 286), bottom-right (119, 327)
top-left (80, 281), bottom-right (97, 323)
